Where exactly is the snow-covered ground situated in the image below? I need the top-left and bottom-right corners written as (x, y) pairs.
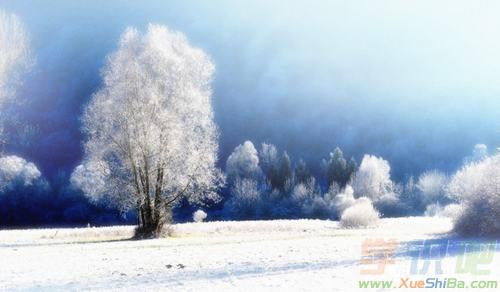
top-left (0, 217), bottom-right (498, 291)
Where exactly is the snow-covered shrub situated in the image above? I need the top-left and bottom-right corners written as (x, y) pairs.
top-left (373, 191), bottom-right (406, 217)
top-left (424, 203), bottom-right (442, 217)
top-left (424, 203), bottom-right (462, 218)
top-left (439, 203), bottom-right (462, 218)
top-left (447, 153), bottom-right (499, 236)
top-left (332, 185), bottom-right (356, 215)
top-left (340, 197), bottom-right (380, 228)
top-left (193, 210), bottom-right (207, 222)
top-left (0, 155), bottom-right (41, 190)
top-left (302, 195), bottom-right (331, 219)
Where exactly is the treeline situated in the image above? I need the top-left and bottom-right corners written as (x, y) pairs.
top-left (217, 140), bottom-right (450, 221)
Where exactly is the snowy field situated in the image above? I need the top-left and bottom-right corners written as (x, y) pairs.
top-left (0, 217), bottom-right (499, 291)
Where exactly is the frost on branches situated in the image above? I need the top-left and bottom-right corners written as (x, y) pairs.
top-left (75, 24), bottom-right (223, 237)
top-left (0, 155), bottom-right (41, 190)
top-left (447, 153), bottom-right (500, 236)
top-left (0, 10), bottom-right (32, 148)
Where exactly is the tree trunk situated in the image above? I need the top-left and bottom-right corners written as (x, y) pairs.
top-left (134, 167), bottom-right (171, 238)
top-left (135, 203), bottom-right (171, 238)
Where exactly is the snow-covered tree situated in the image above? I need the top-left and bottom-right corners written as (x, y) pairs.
top-left (346, 157), bottom-right (358, 180)
top-left (290, 180), bottom-right (315, 203)
top-left (226, 141), bottom-right (261, 183)
top-left (352, 154), bottom-right (395, 201)
top-left (259, 143), bottom-right (278, 175)
top-left (70, 160), bottom-right (110, 203)
top-left (416, 170), bottom-right (449, 205)
top-left (294, 158), bottom-right (311, 184)
top-left (0, 10), bottom-right (32, 148)
top-left (0, 155), bottom-right (41, 190)
top-left (225, 178), bottom-right (261, 219)
top-left (275, 152), bottom-right (292, 191)
top-left (259, 142), bottom-right (284, 190)
top-left (400, 176), bottom-right (417, 203)
top-left (77, 24), bottom-right (223, 237)
top-left (447, 153), bottom-right (500, 236)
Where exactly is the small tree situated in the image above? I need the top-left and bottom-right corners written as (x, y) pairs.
top-left (226, 141), bottom-right (261, 183)
top-left (416, 170), bottom-right (449, 208)
top-left (352, 154), bottom-right (395, 201)
top-left (225, 177), bottom-right (261, 219)
top-left (259, 143), bottom-right (281, 189)
top-left (75, 25), bottom-right (223, 237)
top-left (259, 143), bottom-right (278, 175)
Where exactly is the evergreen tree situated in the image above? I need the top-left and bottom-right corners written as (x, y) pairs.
top-left (346, 157), bottom-right (358, 183)
top-left (270, 151), bottom-right (292, 190)
top-left (326, 147), bottom-right (348, 188)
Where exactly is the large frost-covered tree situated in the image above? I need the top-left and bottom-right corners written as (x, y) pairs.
top-left (0, 10), bottom-right (32, 148)
top-left (76, 24), bottom-right (223, 237)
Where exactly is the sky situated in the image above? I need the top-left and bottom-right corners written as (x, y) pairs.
top-left (2, 0), bottom-right (499, 181)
